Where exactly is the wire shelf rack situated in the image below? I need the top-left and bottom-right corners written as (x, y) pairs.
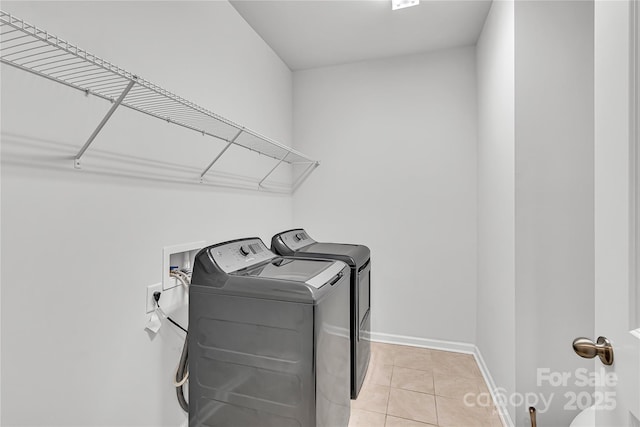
top-left (0, 10), bottom-right (319, 188)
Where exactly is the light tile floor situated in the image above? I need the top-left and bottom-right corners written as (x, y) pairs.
top-left (349, 342), bottom-right (504, 427)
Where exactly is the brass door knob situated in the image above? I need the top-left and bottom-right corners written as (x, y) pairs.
top-left (572, 336), bottom-right (614, 365)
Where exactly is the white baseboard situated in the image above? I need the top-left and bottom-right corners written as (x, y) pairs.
top-left (473, 347), bottom-right (515, 427)
top-left (369, 331), bottom-right (514, 427)
top-left (369, 331), bottom-right (476, 354)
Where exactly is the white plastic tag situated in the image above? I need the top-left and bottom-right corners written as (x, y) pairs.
top-left (145, 311), bottom-right (162, 334)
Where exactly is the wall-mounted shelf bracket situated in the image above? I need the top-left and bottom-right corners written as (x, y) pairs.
top-left (292, 161), bottom-right (321, 192)
top-left (259, 151), bottom-right (289, 188)
top-left (200, 128), bottom-right (244, 182)
top-left (74, 78), bottom-right (137, 169)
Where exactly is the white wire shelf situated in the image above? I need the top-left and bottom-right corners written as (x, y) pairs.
top-left (0, 10), bottom-right (319, 188)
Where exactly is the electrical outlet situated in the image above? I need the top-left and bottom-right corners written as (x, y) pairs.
top-left (146, 283), bottom-right (162, 314)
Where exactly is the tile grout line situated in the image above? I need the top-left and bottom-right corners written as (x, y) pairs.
top-left (385, 365), bottom-right (392, 415)
top-left (432, 374), bottom-right (440, 426)
top-left (388, 413), bottom-right (439, 427)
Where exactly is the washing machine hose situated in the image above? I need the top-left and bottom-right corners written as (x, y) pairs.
top-left (176, 334), bottom-right (189, 412)
top-left (167, 268), bottom-right (190, 413)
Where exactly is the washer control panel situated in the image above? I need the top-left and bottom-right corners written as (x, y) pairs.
top-left (208, 238), bottom-right (274, 273)
top-left (277, 229), bottom-right (316, 251)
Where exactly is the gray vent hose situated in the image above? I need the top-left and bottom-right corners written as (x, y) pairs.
top-left (176, 335), bottom-right (189, 412)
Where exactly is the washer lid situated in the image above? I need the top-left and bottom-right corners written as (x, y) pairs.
top-left (271, 229), bottom-right (370, 268)
top-left (298, 242), bottom-right (370, 268)
top-left (235, 258), bottom-right (342, 289)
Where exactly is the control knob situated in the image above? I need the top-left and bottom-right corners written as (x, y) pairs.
top-left (239, 245), bottom-right (251, 256)
top-left (295, 233), bottom-right (304, 241)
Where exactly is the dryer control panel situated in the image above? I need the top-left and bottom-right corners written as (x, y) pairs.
top-left (277, 229), bottom-right (316, 251)
top-left (208, 238), bottom-right (274, 273)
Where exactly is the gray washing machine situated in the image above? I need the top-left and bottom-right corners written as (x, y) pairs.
top-left (189, 237), bottom-right (351, 427)
top-left (271, 229), bottom-right (371, 399)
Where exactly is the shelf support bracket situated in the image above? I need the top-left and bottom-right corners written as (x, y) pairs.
top-left (292, 161), bottom-right (320, 192)
top-left (259, 151), bottom-right (289, 188)
top-left (200, 128), bottom-right (244, 181)
top-left (74, 78), bottom-right (137, 169)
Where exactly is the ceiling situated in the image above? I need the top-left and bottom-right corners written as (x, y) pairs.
top-left (229, 0), bottom-right (492, 71)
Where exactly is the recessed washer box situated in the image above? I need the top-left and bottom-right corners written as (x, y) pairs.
top-left (163, 241), bottom-right (205, 290)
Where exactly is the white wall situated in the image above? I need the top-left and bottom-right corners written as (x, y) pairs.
top-left (594, 1), bottom-right (640, 425)
top-left (476, 2), bottom-right (596, 425)
top-left (292, 47), bottom-right (478, 344)
top-left (475, 0), bottom-right (516, 423)
top-left (1, 2), bottom-right (293, 426)
top-left (514, 1), bottom-right (595, 425)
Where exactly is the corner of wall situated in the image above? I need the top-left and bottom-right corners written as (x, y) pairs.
top-left (474, 346), bottom-right (516, 427)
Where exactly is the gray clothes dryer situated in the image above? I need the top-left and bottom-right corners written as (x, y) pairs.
top-left (189, 237), bottom-right (351, 427)
top-left (271, 229), bottom-right (371, 399)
